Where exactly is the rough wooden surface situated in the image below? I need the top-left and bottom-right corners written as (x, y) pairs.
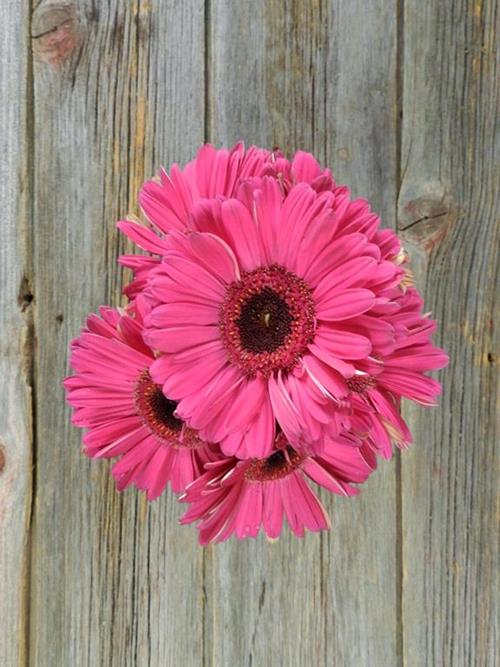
top-left (398, 1), bottom-right (499, 665)
top-left (1, 0), bottom-right (498, 665)
top-left (0, 2), bottom-right (33, 665)
top-left (207, 2), bottom-right (400, 666)
top-left (29, 2), bottom-right (205, 666)
top-left (322, 3), bottom-right (401, 665)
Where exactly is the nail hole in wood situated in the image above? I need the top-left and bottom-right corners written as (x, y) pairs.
top-left (18, 276), bottom-right (34, 312)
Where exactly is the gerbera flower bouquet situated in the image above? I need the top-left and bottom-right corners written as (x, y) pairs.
top-left (65, 143), bottom-right (448, 544)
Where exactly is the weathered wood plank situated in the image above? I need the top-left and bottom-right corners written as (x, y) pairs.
top-left (15, 1), bottom-right (497, 665)
top-left (323, 2), bottom-right (400, 665)
top-left (209, 0), bottom-right (328, 157)
top-left (0, 2), bottom-right (33, 666)
top-left (207, 2), bottom-right (399, 665)
top-left (29, 2), bottom-right (205, 665)
top-left (399, 1), bottom-right (499, 665)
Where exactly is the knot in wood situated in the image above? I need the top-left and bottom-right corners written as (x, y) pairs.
top-left (398, 187), bottom-right (457, 253)
top-left (32, 2), bottom-right (80, 67)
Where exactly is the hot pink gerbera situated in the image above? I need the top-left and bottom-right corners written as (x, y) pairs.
top-left (65, 142), bottom-right (448, 547)
top-left (118, 143), bottom-right (345, 303)
top-left (144, 176), bottom-right (420, 458)
top-left (64, 304), bottom-right (218, 499)
top-left (348, 287), bottom-right (448, 457)
top-left (179, 434), bottom-right (376, 544)
top-left (118, 142), bottom-right (270, 301)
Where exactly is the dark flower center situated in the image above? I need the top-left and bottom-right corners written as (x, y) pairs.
top-left (135, 370), bottom-right (183, 439)
top-left (245, 445), bottom-right (304, 482)
top-left (148, 389), bottom-right (183, 431)
top-left (237, 288), bottom-right (293, 353)
top-left (134, 369), bottom-right (203, 448)
top-left (219, 265), bottom-right (316, 377)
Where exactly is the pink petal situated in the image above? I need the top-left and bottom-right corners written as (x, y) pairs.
top-left (278, 186), bottom-right (334, 270)
top-left (307, 343), bottom-right (356, 377)
top-left (244, 396), bottom-right (276, 458)
top-left (189, 232), bottom-right (241, 283)
top-left (117, 220), bottom-right (169, 255)
top-left (385, 347), bottom-right (449, 371)
top-left (314, 325), bottom-right (372, 360)
top-left (139, 171), bottom-right (192, 232)
top-left (336, 315), bottom-right (396, 356)
top-left (224, 376), bottom-right (267, 433)
top-left (263, 483), bottom-right (284, 539)
top-left (145, 325), bottom-right (220, 354)
top-left (268, 372), bottom-right (302, 442)
top-left (302, 354), bottom-right (349, 398)
top-left (302, 458), bottom-right (355, 496)
top-left (303, 233), bottom-right (368, 285)
top-left (147, 302), bottom-right (219, 328)
top-left (282, 473), bottom-right (329, 535)
top-left (112, 435), bottom-right (159, 478)
top-left (159, 350), bottom-right (228, 400)
top-left (378, 370), bottom-right (442, 405)
top-left (235, 483), bottom-right (263, 539)
top-left (220, 198), bottom-right (262, 271)
top-left (313, 256), bottom-right (378, 301)
top-left (291, 151), bottom-right (322, 182)
top-left (222, 398), bottom-right (275, 459)
top-left (252, 177), bottom-right (282, 264)
top-left (316, 288), bottom-right (375, 321)
top-left (165, 256), bottom-right (226, 298)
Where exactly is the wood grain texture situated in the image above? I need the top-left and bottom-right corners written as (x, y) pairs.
top-left (323, 3), bottom-right (400, 665)
top-left (29, 2), bottom-right (205, 665)
top-left (399, 1), bottom-right (499, 665)
top-left (0, 2), bottom-right (33, 665)
top-left (0, 0), bottom-right (497, 665)
top-left (207, 2), bottom-right (399, 666)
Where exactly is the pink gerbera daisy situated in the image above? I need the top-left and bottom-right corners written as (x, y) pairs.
top-left (144, 176), bottom-right (412, 458)
top-left (118, 142), bottom-right (271, 302)
top-left (179, 433), bottom-right (376, 544)
top-left (259, 148), bottom-right (347, 197)
top-left (64, 142), bottom-right (449, 544)
top-left (349, 287), bottom-right (448, 458)
top-left (118, 144), bottom-right (346, 304)
top-left (64, 304), bottom-right (218, 499)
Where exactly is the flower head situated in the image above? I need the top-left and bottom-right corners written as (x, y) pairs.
top-left (64, 304), bottom-right (218, 499)
top-left (118, 143), bottom-right (272, 303)
top-left (180, 434), bottom-right (376, 544)
top-left (144, 177), bottom-right (412, 458)
top-left (348, 287), bottom-right (448, 457)
top-left (117, 144), bottom-right (346, 304)
top-left (66, 142), bottom-right (448, 546)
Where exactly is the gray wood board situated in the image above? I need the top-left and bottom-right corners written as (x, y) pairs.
top-left (207, 2), bottom-right (399, 666)
top-left (398, 1), bottom-right (499, 665)
top-left (0, 2), bottom-right (32, 665)
top-left (29, 2), bottom-right (205, 666)
top-left (0, 0), bottom-right (497, 665)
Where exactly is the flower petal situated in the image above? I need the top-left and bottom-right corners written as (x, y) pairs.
top-left (316, 288), bottom-right (375, 321)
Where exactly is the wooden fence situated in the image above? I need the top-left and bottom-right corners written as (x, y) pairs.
top-left (1, 1), bottom-right (497, 665)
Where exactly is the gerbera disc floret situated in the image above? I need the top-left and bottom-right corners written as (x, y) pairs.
top-left (244, 445), bottom-right (305, 482)
top-left (134, 369), bottom-right (204, 449)
top-left (219, 264), bottom-right (316, 377)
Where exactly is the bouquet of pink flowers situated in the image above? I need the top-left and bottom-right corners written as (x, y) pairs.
top-left (65, 144), bottom-right (448, 544)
